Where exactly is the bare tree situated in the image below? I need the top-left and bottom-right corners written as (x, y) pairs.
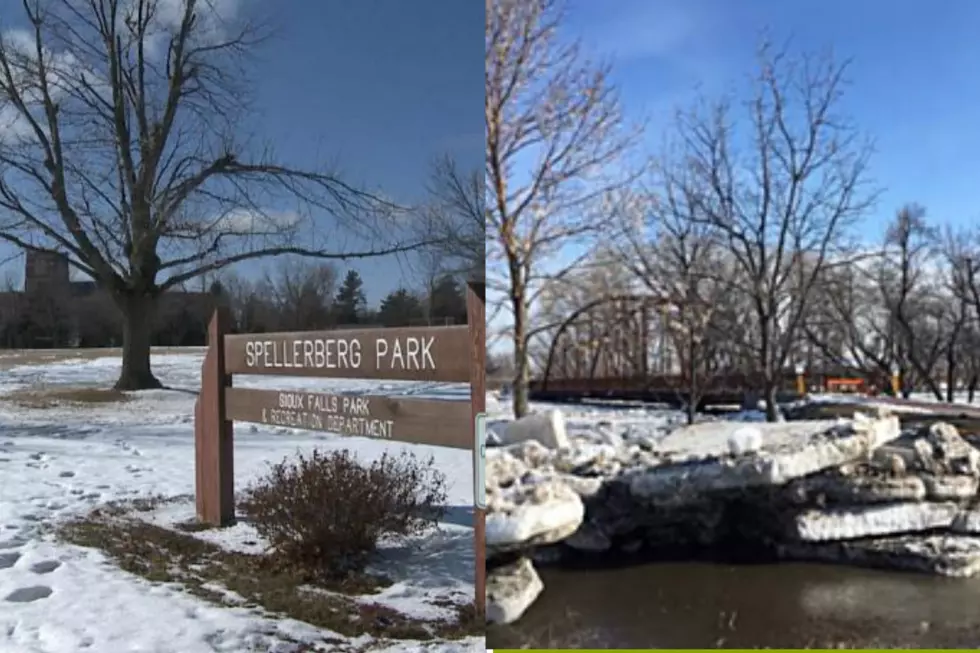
top-left (670, 42), bottom-right (875, 421)
top-left (622, 163), bottom-right (739, 423)
top-left (0, 0), bottom-right (423, 389)
top-left (936, 229), bottom-right (973, 401)
top-left (877, 205), bottom-right (947, 398)
top-left (217, 272), bottom-right (266, 333)
top-left (419, 156), bottom-right (484, 280)
top-left (955, 315), bottom-right (980, 403)
top-left (802, 258), bottom-right (897, 385)
top-left (948, 229), bottom-right (980, 401)
top-left (486, 0), bottom-right (640, 417)
top-left (257, 259), bottom-right (337, 331)
top-left (531, 253), bottom-right (638, 380)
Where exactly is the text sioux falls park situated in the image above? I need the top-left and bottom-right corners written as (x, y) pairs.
top-left (263, 391), bottom-right (395, 438)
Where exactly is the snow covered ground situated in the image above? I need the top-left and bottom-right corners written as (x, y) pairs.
top-left (0, 351), bottom-right (482, 653)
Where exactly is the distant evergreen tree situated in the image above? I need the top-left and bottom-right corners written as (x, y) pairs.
top-left (334, 270), bottom-right (367, 325)
top-left (427, 274), bottom-right (467, 325)
top-left (378, 288), bottom-right (425, 327)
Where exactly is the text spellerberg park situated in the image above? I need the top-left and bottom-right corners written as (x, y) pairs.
top-left (243, 335), bottom-right (438, 372)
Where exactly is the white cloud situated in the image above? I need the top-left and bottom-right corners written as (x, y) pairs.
top-left (0, 28), bottom-right (83, 146)
top-left (122, 0), bottom-right (243, 58)
top-left (211, 208), bottom-right (301, 235)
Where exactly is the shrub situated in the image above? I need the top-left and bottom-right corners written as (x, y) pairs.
top-left (240, 448), bottom-right (448, 578)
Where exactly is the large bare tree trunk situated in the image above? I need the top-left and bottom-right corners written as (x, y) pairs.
top-left (946, 346), bottom-right (957, 403)
top-left (511, 287), bottom-right (530, 419)
top-left (685, 335), bottom-right (698, 425)
top-left (763, 379), bottom-right (780, 422)
top-left (758, 320), bottom-right (781, 422)
top-left (115, 297), bottom-right (161, 391)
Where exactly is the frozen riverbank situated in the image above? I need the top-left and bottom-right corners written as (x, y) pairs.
top-left (485, 397), bottom-right (980, 625)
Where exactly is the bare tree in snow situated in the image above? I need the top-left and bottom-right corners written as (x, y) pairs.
top-left (669, 41), bottom-right (876, 420)
top-left (418, 156), bottom-right (485, 281)
top-left (877, 204), bottom-right (947, 398)
top-left (485, 0), bottom-right (640, 417)
top-left (621, 159), bottom-right (739, 424)
top-left (0, 0), bottom-right (423, 388)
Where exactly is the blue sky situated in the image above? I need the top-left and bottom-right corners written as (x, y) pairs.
top-left (0, 0), bottom-right (483, 305)
top-left (566, 0), bottom-right (980, 236)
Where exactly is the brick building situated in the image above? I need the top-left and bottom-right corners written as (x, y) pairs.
top-left (0, 251), bottom-right (215, 348)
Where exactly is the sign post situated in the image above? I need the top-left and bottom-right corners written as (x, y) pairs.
top-left (195, 307), bottom-right (233, 526)
top-left (467, 280), bottom-right (486, 620)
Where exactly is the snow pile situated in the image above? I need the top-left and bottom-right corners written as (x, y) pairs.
top-left (486, 476), bottom-right (584, 553)
top-left (484, 404), bottom-right (675, 624)
top-left (495, 409), bottom-right (569, 449)
top-left (794, 502), bottom-right (961, 541)
top-left (485, 558), bottom-right (542, 626)
top-left (485, 398), bottom-right (980, 626)
top-left (0, 351), bottom-right (482, 653)
top-left (628, 416), bottom-right (901, 502)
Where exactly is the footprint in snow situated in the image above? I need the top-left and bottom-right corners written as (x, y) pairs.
top-left (29, 560), bottom-right (60, 575)
top-left (0, 552), bottom-right (20, 569)
top-left (4, 585), bottom-right (52, 602)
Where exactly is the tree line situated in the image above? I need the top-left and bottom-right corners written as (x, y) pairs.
top-left (216, 262), bottom-right (470, 333)
top-left (0, 260), bottom-right (470, 349)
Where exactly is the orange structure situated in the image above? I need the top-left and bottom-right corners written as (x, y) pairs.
top-left (825, 377), bottom-right (867, 394)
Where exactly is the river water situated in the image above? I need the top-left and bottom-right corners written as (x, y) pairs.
top-left (487, 561), bottom-right (980, 649)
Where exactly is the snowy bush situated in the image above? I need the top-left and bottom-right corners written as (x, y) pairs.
top-left (240, 449), bottom-right (448, 578)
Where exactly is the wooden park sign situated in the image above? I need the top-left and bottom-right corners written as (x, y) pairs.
top-left (194, 281), bottom-right (486, 616)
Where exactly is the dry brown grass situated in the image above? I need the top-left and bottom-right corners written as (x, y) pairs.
top-left (1, 386), bottom-right (131, 408)
top-left (56, 498), bottom-right (482, 647)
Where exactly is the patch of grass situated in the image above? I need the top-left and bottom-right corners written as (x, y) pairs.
top-left (56, 506), bottom-right (481, 644)
top-left (2, 386), bottom-right (131, 408)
